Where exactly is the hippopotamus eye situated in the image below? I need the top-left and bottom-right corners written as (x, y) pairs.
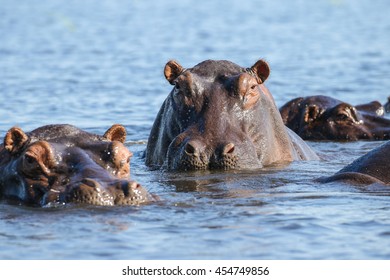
top-left (22, 153), bottom-right (42, 173)
top-left (336, 113), bottom-right (350, 121)
top-left (173, 82), bottom-right (183, 94)
top-left (25, 154), bottom-right (36, 164)
top-left (173, 83), bottom-right (184, 98)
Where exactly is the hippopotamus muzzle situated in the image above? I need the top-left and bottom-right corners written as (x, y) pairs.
top-left (63, 178), bottom-right (152, 206)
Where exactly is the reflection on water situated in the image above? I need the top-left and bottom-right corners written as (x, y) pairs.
top-left (1, 0), bottom-right (390, 259)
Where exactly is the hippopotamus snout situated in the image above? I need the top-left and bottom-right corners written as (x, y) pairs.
top-left (65, 178), bottom-right (152, 206)
top-left (167, 136), bottom-right (241, 171)
top-left (185, 140), bottom-right (238, 170)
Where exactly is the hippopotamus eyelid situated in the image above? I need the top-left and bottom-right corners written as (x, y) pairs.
top-left (23, 153), bottom-right (51, 175)
top-left (336, 113), bottom-right (349, 120)
top-left (25, 154), bottom-right (36, 164)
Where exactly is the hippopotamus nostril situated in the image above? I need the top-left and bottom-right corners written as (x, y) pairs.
top-left (184, 141), bottom-right (200, 156)
top-left (129, 181), bottom-right (141, 189)
top-left (119, 181), bottom-right (137, 196)
top-left (81, 178), bottom-right (100, 190)
top-left (222, 143), bottom-right (235, 155)
top-left (113, 181), bottom-right (153, 205)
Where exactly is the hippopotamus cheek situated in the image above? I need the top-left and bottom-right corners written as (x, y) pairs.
top-left (164, 140), bottom-right (186, 170)
top-left (2, 178), bottom-right (28, 201)
top-left (325, 122), bottom-right (362, 141)
top-left (237, 143), bottom-right (263, 169)
top-left (114, 164), bottom-right (130, 179)
top-left (299, 122), bottom-right (330, 140)
top-left (0, 162), bottom-right (29, 201)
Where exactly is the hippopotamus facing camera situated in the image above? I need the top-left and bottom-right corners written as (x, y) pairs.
top-left (280, 95), bottom-right (390, 141)
top-left (0, 124), bottom-right (154, 206)
top-left (145, 59), bottom-right (318, 171)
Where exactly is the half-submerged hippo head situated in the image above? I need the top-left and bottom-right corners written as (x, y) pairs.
top-left (279, 95), bottom-right (390, 141)
top-left (0, 124), bottom-right (153, 206)
top-left (145, 59), bottom-right (317, 171)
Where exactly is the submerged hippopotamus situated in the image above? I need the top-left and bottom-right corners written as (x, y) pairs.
top-left (0, 124), bottom-right (153, 206)
top-left (145, 59), bottom-right (318, 171)
top-left (319, 141), bottom-right (390, 186)
top-left (279, 95), bottom-right (390, 141)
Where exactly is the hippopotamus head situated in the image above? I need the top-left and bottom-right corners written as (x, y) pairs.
top-left (0, 124), bottom-right (153, 206)
top-left (145, 59), bottom-right (317, 171)
top-left (279, 95), bottom-right (390, 141)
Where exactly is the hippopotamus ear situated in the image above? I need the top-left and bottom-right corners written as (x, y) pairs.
top-left (164, 60), bottom-right (184, 85)
top-left (103, 124), bottom-right (127, 143)
top-left (4, 127), bottom-right (29, 154)
top-left (304, 105), bottom-right (320, 123)
top-left (249, 59), bottom-right (270, 83)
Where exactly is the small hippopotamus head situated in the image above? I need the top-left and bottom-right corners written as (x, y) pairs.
top-left (146, 59), bottom-right (315, 171)
top-left (0, 124), bottom-right (153, 206)
top-left (279, 95), bottom-right (390, 141)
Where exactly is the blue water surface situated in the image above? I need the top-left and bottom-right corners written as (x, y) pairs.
top-left (1, 0), bottom-right (390, 259)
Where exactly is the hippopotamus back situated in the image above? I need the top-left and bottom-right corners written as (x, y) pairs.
top-left (320, 141), bottom-right (390, 185)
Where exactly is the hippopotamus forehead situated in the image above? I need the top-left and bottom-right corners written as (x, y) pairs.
top-left (78, 140), bottom-right (130, 156)
top-left (29, 124), bottom-right (103, 143)
top-left (304, 95), bottom-right (343, 108)
top-left (36, 142), bottom-right (100, 167)
top-left (189, 60), bottom-right (245, 78)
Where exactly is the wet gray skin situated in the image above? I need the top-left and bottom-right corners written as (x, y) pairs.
top-left (145, 59), bottom-right (318, 171)
top-left (0, 124), bottom-right (154, 206)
